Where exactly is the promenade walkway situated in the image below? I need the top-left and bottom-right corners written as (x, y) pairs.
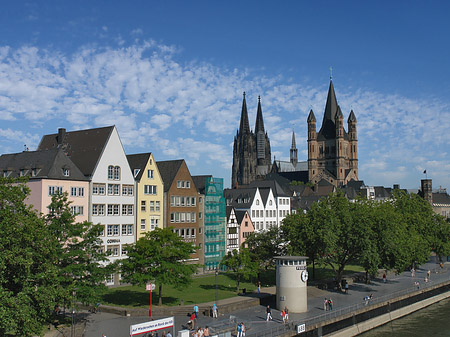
top-left (79, 257), bottom-right (450, 337)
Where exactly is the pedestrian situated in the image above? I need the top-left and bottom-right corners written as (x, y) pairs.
top-left (236, 322), bottom-right (242, 337)
top-left (328, 298), bottom-right (333, 310)
top-left (189, 312), bottom-right (196, 330)
top-left (284, 307), bottom-right (289, 323)
top-left (427, 270), bottom-right (431, 280)
top-left (212, 303), bottom-right (218, 318)
top-left (344, 282), bottom-right (349, 294)
top-left (266, 305), bottom-right (272, 321)
top-left (194, 304), bottom-right (199, 319)
top-left (281, 308), bottom-right (286, 323)
top-left (162, 332), bottom-right (166, 337)
top-left (166, 332), bottom-right (172, 337)
top-left (411, 267), bottom-right (415, 277)
top-left (203, 326), bottom-right (210, 337)
top-left (324, 298), bottom-right (328, 311)
top-left (241, 322), bottom-right (246, 337)
top-left (257, 281), bottom-right (261, 294)
top-left (364, 295), bottom-right (369, 305)
top-left (382, 273), bottom-right (386, 283)
top-left (415, 281), bottom-right (420, 289)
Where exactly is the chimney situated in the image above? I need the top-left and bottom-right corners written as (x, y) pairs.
top-left (57, 128), bottom-right (66, 145)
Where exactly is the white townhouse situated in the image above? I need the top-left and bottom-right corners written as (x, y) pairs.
top-left (225, 206), bottom-right (240, 252)
top-left (38, 126), bottom-right (136, 285)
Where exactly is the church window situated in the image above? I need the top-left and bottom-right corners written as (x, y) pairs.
top-left (256, 200), bottom-right (259, 205)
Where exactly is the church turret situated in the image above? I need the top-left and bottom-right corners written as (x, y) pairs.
top-left (335, 106), bottom-right (344, 183)
top-left (239, 92), bottom-right (250, 135)
top-left (307, 109), bottom-right (318, 183)
top-left (347, 109), bottom-right (358, 180)
top-left (254, 96), bottom-right (271, 177)
top-left (290, 128), bottom-right (298, 167)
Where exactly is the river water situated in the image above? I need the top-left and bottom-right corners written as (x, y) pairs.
top-left (357, 297), bottom-right (450, 336)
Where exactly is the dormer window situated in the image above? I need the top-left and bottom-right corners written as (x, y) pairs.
top-left (31, 168), bottom-right (37, 177)
top-left (19, 169), bottom-right (25, 177)
top-left (134, 169), bottom-right (140, 177)
top-left (3, 170), bottom-right (8, 177)
top-left (63, 168), bottom-right (70, 177)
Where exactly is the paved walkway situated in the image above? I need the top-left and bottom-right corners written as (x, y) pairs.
top-left (80, 257), bottom-right (450, 337)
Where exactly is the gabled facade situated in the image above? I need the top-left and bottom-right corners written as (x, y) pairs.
top-left (193, 175), bottom-right (226, 271)
top-left (127, 153), bottom-right (164, 239)
top-left (38, 126), bottom-right (135, 285)
top-left (157, 159), bottom-right (203, 265)
top-left (225, 206), bottom-right (240, 253)
top-left (308, 79), bottom-right (358, 187)
top-left (232, 93), bottom-right (271, 187)
top-left (0, 148), bottom-right (89, 223)
top-left (236, 210), bottom-right (254, 249)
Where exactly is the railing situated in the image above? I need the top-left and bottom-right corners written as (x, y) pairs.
top-left (243, 265), bottom-right (450, 337)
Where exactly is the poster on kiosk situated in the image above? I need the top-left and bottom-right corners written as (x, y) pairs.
top-left (130, 316), bottom-right (174, 336)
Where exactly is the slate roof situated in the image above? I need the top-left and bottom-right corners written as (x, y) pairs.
top-left (433, 192), bottom-right (450, 205)
top-left (156, 159), bottom-right (185, 192)
top-left (249, 179), bottom-right (289, 198)
top-left (0, 148), bottom-right (87, 181)
top-left (224, 188), bottom-right (257, 209)
top-left (235, 210), bottom-right (248, 224)
top-left (126, 153), bottom-right (152, 181)
top-left (226, 205), bottom-right (234, 220)
top-left (273, 160), bottom-right (308, 173)
top-left (192, 175), bottom-right (212, 195)
top-left (37, 126), bottom-right (114, 177)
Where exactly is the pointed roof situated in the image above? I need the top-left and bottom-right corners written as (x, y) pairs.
top-left (126, 152), bottom-right (152, 181)
top-left (37, 126), bottom-right (115, 177)
top-left (318, 80), bottom-right (339, 139)
top-left (239, 92), bottom-right (251, 134)
top-left (307, 109), bottom-right (316, 123)
top-left (291, 128), bottom-right (297, 149)
top-left (348, 110), bottom-right (357, 123)
top-left (192, 175), bottom-right (213, 194)
top-left (335, 105), bottom-right (343, 119)
top-left (255, 95), bottom-right (265, 133)
top-left (156, 159), bottom-right (185, 192)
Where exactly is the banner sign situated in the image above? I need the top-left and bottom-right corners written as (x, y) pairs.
top-left (130, 317), bottom-right (174, 336)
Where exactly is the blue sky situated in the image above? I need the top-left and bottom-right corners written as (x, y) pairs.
top-left (1, 1), bottom-right (449, 189)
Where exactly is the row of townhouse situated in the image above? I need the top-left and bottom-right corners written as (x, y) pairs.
top-left (223, 180), bottom-right (291, 252)
top-left (0, 126), bottom-right (227, 284)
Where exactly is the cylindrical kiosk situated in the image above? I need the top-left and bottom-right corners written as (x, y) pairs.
top-left (275, 256), bottom-right (308, 313)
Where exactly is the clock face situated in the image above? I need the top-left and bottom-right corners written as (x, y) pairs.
top-left (301, 270), bottom-right (308, 282)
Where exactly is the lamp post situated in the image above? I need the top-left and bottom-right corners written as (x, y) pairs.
top-left (215, 268), bottom-right (218, 304)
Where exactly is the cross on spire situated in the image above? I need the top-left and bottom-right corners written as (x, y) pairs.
top-left (330, 66), bottom-right (333, 80)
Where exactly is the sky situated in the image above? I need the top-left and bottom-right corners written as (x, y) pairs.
top-left (1, 1), bottom-right (449, 190)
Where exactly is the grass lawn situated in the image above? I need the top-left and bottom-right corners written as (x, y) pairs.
top-left (101, 264), bottom-right (364, 308)
top-left (101, 272), bottom-right (268, 308)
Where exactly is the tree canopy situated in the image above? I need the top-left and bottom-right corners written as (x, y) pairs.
top-left (119, 227), bottom-right (198, 305)
top-left (0, 178), bottom-right (60, 336)
top-left (220, 248), bottom-right (258, 292)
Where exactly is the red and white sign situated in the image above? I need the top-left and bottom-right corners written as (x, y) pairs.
top-left (130, 317), bottom-right (174, 336)
top-left (146, 283), bottom-right (155, 291)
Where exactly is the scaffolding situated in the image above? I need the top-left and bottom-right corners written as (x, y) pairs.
top-left (203, 177), bottom-right (227, 271)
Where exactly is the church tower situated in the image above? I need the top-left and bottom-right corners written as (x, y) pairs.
top-left (232, 93), bottom-right (271, 188)
top-left (290, 128), bottom-right (298, 167)
top-left (307, 78), bottom-right (358, 187)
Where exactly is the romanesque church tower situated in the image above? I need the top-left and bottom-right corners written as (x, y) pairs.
top-left (232, 93), bottom-right (271, 188)
top-left (307, 79), bottom-right (358, 187)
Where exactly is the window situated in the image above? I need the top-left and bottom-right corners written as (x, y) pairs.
top-left (108, 166), bottom-right (120, 180)
top-left (114, 166), bottom-right (120, 180)
top-left (170, 213), bottom-right (175, 223)
top-left (155, 201), bottom-right (160, 211)
top-left (229, 227), bottom-right (237, 234)
top-left (108, 165), bottom-right (114, 179)
top-left (269, 200), bottom-right (272, 206)
top-left (121, 246), bottom-right (127, 256)
top-left (122, 224), bottom-right (128, 235)
top-left (107, 184), bottom-right (120, 195)
top-left (122, 185), bottom-right (133, 196)
top-left (199, 197), bottom-right (203, 204)
top-left (252, 210), bottom-right (255, 218)
top-left (147, 169), bottom-right (154, 179)
top-left (98, 204), bottom-right (105, 216)
top-left (93, 184), bottom-right (105, 195)
top-left (122, 204), bottom-right (133, 215)
top-left (186, 181), bottom-right (190, 188)
top-left (170, 196), bottom-right (175, 206)
top-left (141, 201), bottom-right (146, 212)
top-left (63, 168), bottom-right (70, 176)
top-left (181, 197), bottom-right (185, 206)
top-left (256, 200), bottom-right (260, 205)
top-left (177, 180), bottom-right (190, 189)
top-left (133, 169), bottom-right (140, 177)
top-left (70, 206), bottom-right (84, 215)
top-left (106, 274), bottom-right (114, 283)
top-left (150, 201), bottom-right (155, 212)
top-left (191, 212), bottom-right (196, 222)
top-left (113, 224), bottom-right (119, 236)
top-left (191, 197), bottom-right (196, 206)
top-left (150, 218), bottom-right (158, 230)
top-left (71, 187), bottom-right (84, 197)
top-left (31, 168), bottom-right (37, 177)
top-left (141, 219), bottom-right (146, 230)
top-left (144, 185), bottom-right (157, 195)
top-left (199, 212), bottom-right (202, 219)
top-left (108, 204), bottom-right (120, 216)
top-left (48, 186), bottom-right (63, 196)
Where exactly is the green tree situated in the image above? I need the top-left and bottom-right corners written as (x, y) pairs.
top-left (119, 228), bottom-right (198, 305)
top-left (245, 226), bottom-right (285, 280)
top-left (45, 192), bottom-right (109, 308)
top-left (220, 248), bottom-right (258, 292)
top-left (0, 178), bottom-right (60, 336)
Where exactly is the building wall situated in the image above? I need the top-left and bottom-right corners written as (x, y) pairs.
top-left (165, 161), bottom-right (202, 264)
top-left (239, 211), bottom-right (254, 248)
top-left (135, 153), bottom-right (164, 239)
top-left (226, 208), bottom-right (239, 253)
top-left (27, 179), bottom-right (89, 223)
top-left (90, 127), bottom-right (135, 284)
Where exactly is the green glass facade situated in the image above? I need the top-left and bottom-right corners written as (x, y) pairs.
top-left (203, 177), bottom-right (226, 271)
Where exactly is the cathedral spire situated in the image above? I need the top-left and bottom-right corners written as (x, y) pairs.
top-left (291, 128), bottom-right (297, 148)
top-left (255, 95), bottom-right (265, 133)
top-left (239, 92), bottom-right (250, 134)
top-left (323, 79), bottom-right (338, 125)
top-left (290, 128), bottom-right (298, 166)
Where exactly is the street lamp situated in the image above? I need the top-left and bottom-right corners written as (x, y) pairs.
top-left (215, 268), bottom-right (218, 304)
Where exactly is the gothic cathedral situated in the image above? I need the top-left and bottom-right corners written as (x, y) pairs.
top-left (307, 79), bottom-right (358, 186)
top-left (231, 93), bottom-right (271, 188)
top-left (231, 79), bottom-right (358, 188)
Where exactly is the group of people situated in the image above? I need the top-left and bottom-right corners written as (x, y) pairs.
top-left (236, 322), bottom-right (246, 337)
top-left (191, 326), bottom-right (210, 337)
top-left (281, 307), bottom-right (289, 323)
top-left (323, 298), bottom-right (333, 311)
top-left (363, 294), bottom-right (373, 305)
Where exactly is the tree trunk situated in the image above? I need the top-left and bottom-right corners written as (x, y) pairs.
top-left (158, 284), bottom-right (162, 306)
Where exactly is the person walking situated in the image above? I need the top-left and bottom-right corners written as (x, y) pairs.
top-left (281, 308), bottom-right (286, 323)
top-left (241, 322), bottom-right (246, 337)
top-left (324, 298), bottom-right (328, 311)
top-left (236, 322), bottom-right (242, 337)
top-left (344, 281), bottom-right (349, 294)
top-left (194, 304), bottom-right (199, 319)
top-left (203, 326), bottom-right (210, 337)
top-left (383, 273), bottom-right (387, 283)
top-left (328, 298), bottom-right (333, 310)
top-left (257, 281), bottom-right (261, 294)
top-left (266, 305), bottom-right (272, 321)
top-left (284, 307), bottom-right (289, 323)
top-left (212, 303), bottom-right (218, 318)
